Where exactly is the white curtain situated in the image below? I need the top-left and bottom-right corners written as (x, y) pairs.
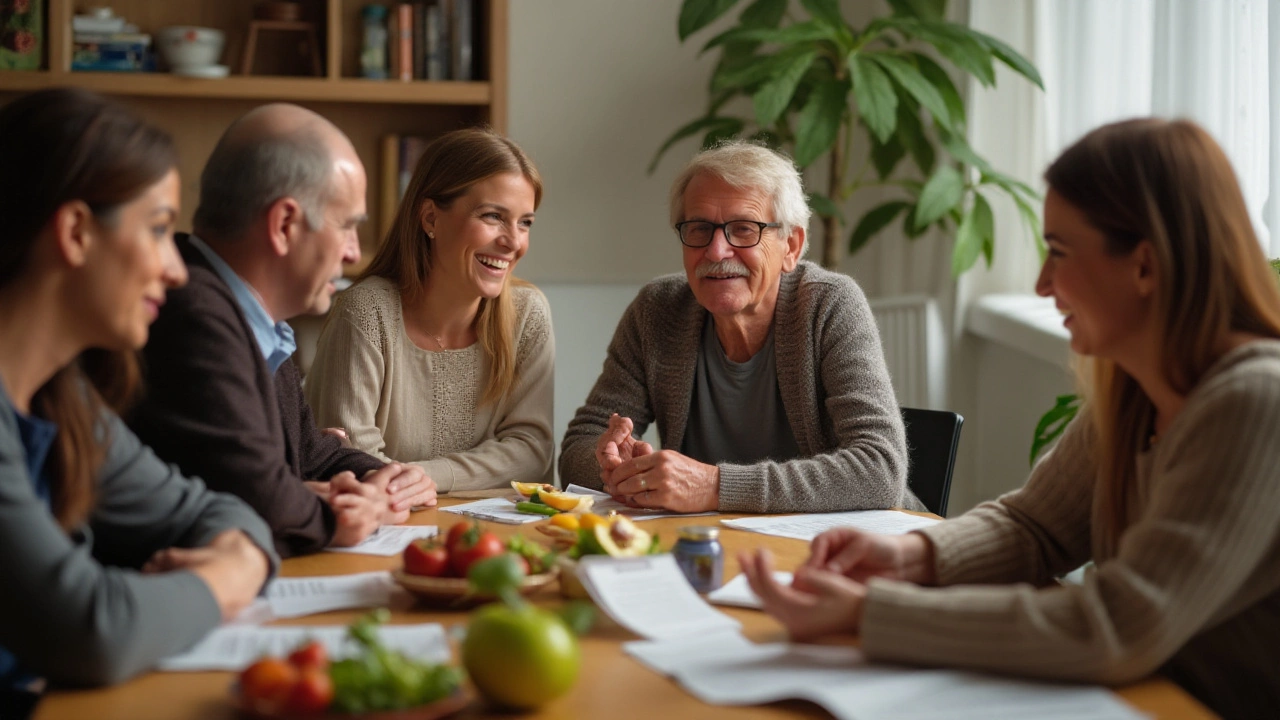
top-left (963, 0), bottom-right (1277, 304)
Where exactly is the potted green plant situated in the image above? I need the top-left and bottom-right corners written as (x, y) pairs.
top-left (651, 0), bottom-right (1044, 272)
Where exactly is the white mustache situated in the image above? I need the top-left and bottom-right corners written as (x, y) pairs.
top-left (696, 260), bottom-right (750, 279)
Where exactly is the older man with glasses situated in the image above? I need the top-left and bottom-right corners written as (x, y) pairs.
top-left (560, 141), bottom-right (920, 514)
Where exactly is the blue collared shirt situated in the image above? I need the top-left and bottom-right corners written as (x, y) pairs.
top-left (188, 235), bottom-right (296, 374)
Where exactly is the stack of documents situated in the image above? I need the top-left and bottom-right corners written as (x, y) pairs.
top-left (625, 633), bottom-right (1147, 720)
top-left (574, 554), bottom-right (740, 640)
top-left (229, 571), bottom-right (409, 626)
top-left (722, 510), bottom-right (940, 542)
top-left (440, 497), bottom-right (547, 524)
top-left (324, 525), bottom-right (439, 556)
top-left (159, 623), bottom-right (449, 671)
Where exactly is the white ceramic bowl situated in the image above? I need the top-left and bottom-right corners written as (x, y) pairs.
top-left (157, 26), bottom-right (224, 70)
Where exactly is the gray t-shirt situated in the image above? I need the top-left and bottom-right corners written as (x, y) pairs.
top-left (681, 317), bottom-right (801, 464)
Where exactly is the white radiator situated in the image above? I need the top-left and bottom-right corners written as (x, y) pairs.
top-left (868, 295), bottom-right (946, 410)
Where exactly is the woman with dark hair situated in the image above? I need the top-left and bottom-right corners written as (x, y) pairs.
top-left (741, 118), bottom-right (1280, 719)
top-left (0, 88), bottom-right (276, 698)
top-left (305, 127), bottom-right (553, 492)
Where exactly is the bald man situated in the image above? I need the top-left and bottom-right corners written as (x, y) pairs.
top-left (128, 104), bottom-right (437, 558)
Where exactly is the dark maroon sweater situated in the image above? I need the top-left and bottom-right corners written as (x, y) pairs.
top-left (128, 235), bottom-right (383, 558)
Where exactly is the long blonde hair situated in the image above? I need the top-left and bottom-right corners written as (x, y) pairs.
top-left (1045, 118), bottom-right (1280, 544)
top-left (359, 128), bottom-right (542, 406)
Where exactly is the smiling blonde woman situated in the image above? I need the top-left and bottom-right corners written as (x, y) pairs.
top-left (305, 128), bottom-right (554, 493)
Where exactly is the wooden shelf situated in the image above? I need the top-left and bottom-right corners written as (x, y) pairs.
top-left (0, 71), bottom-right (491, 105)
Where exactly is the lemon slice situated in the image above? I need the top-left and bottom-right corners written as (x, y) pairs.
top-left (539, 491), bottom-right (595, 513)
top-left (511, 481), bottom-right (555, 498)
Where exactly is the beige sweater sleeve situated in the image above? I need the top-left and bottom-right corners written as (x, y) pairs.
top-left (861, 365), bottom-right (1280, 685)
top-left (304, 297), bottom-right (396, 466)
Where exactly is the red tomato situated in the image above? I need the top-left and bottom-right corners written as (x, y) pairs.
top-left (451, 530), bottom-right (506, 577)
top-left (403, 539), bottom-right (449, 577)
top-left (239, 657), bottom-right (298, 709)
top-left (283, 667), bottom-right (334, 715)
top-left (286, 640), bottom-right (328, 671)
top-left (445, 522), bottom-right (472, 552)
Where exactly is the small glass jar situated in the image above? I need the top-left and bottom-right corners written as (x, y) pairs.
top-left (359, 4), bottom-right (388, 79)
top-left (673, 525), bottom-right (724, 593)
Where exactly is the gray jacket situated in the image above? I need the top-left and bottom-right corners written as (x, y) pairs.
top-left (560, 261), bottom-right (914, 513)
top-left (0, 385), bottom-right (279, 686)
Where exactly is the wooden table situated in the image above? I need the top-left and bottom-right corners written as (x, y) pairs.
top-left (33, 495), bottom-right (1218, 719)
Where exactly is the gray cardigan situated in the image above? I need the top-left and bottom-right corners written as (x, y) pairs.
top-left (559, 261), bottom-right (912, 513)
top-left (0, 386), bottom-right (279, 686)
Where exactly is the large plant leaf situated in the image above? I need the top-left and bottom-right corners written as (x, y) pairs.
top-left (793, 77), bottom-right (847, 167)
top-left (971, 28), bottom-right (1044, 89)
top-left (1030, 394), bottom-right (1081, 466)
top-left (649, 115), bottom-right (745, 173)
top-left (808, 192), bottom-right (845, 223)
top-left (890, 20), bottom-right (995, 87)
top-left (911, 52), bottom-right (964, 129)
top-left (885, 0), bottom-right (946, 20)
top-left (914, 164), bottom-right (964, 230)
top-left (1012, 192), bottom-right (1047, 261)
top-left (939, 128), bottom-right (991, 172)
top-left (753, 50), bottom-right (818, 126)
top-left (980, 169), bottom-right (1039, 200)
top-left (801, 0), bottom-right (846, 29)
top-left (870, 133), bottom-right (907, 179)
top-left (740, 0), bottom-right (787, 27)
top-left (712, 43), bottom-right (817, 94)
top-left (895, 99), bottom-right (934, 175)
top-left (902, 205), bottom-right (929, 238)
top-left (848, 53), bottom-right (897, 144)
top-left (951, 191), bottom-right (993, 275)
top-left (703, 21), bottom-right (841, 51)
top-left (848, 201), bottom-right (910, 254)
top-left (679, 0), bottom-right (743, 41)
top-left (868, 54), bottom-right (954, 133)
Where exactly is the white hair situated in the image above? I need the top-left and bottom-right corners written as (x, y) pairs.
top-left (668, 140), bottom-right (811, 255)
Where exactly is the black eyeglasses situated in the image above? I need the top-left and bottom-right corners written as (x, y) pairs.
top-left (675, 220), bottom-right (782, 248)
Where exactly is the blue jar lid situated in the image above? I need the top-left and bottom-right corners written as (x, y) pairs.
top-left (362, 4), bottom-right (388, 20)
top-left (678, 525), bottom-right (719, 541)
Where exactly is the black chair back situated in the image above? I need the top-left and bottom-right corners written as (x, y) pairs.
top-left (901, 407), bottom-right (964, 517)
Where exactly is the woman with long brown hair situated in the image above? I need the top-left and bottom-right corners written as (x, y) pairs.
top-left (0, 88), bottom-right (275, 699)
top-left (741, 118), bottom-right (1280, 719)
top-left (305, 128), bottom-right (553, 492)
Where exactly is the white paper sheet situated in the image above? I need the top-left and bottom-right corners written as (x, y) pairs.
top-left (323, 525), bottom-right (439, 556)
top-left (705, 571), bottom-right (793, 609)
top-left (721, 510), bottom-right (940, 542)
top-left (158, 623), bottom-right (449, 672)
top-left (563, 484), bottom-right (717, 521)
top-left (624, 633), bottom-right (1147, 720)
top-left (440, 497), bottom-right (547, 524)
top-left (265, 571), bottom-right (404, 619)
top-left (576, 554), bottom-right (741, 640)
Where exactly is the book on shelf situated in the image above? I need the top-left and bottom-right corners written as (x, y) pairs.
top-left (376, 0), bottom-right (475, 83)
top-left (72, 32), bottom-right (154, 72)
top-left (450, 0), bottom-right (473, 81)
top-left (379, 134), bottom-right (432, 239)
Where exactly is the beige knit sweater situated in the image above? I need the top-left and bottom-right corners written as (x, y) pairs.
top-left (303, 277), bottom-right (555, 492)
top-left (861, 341), bottom-right (1280, 719)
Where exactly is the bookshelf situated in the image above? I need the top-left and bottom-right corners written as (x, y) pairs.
top-left (0, 0), bottom-right (508, 275)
